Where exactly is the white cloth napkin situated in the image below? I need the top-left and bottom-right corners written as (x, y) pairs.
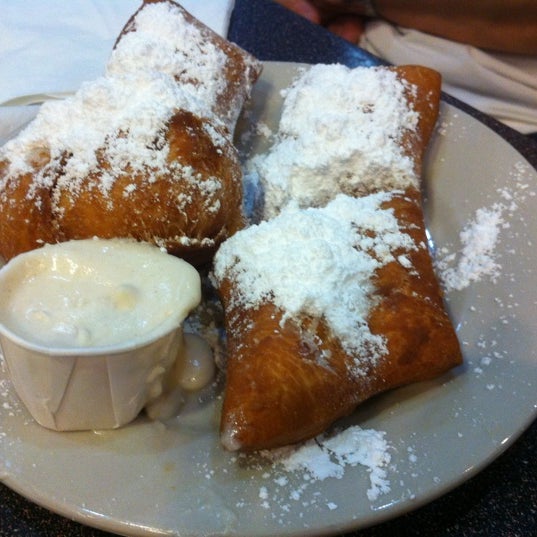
top-left (0, 0), bottom-right (235, 105)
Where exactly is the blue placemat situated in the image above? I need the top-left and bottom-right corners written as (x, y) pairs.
top-left (228, 0), bottom-right (383, 67)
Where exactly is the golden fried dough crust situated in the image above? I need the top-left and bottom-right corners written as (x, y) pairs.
top-left (216, 64), bottom-right (461, 451)
top-left (54, 110), bottom-right (244, 266)
top-left (218, 189), bottom-right (462, 451)
top-left (393, 65), bottom-right (442, 178)
top-left (0, 161), bottom-right (56, 261)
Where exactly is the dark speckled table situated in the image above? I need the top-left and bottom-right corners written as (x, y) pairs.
top-left (1, 0), bottom-right (536, 535)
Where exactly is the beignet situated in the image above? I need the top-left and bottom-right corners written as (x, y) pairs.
top-left (253, 64), bottom-right (441, 219)
top-left (0, 0), bottom-right (262, 265)
top-left (213, 64), bottom-right (462, 451)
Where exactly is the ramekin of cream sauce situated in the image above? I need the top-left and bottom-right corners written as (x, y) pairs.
top-left (0, 238), bottom-right (213, 431)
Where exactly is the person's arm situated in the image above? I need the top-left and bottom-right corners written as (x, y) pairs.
top-left (277, 0), bottom-right (537, 54)
top-left (369, 0), bottom-right (537, 54)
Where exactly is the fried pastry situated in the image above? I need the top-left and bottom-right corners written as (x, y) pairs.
top-left (254, 64), bottom-right (441, 219)
top-left (0, 0), bottom-right (262, 264)
top-left (213, 64), bottom-right (462, 451)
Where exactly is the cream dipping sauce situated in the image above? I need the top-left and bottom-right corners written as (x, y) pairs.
top-left (0, 238), bottom-right (201, 349)
top-left (0, 238), bottom-right (219, 430)
top-left (145, 333), bottom-right (216, 421)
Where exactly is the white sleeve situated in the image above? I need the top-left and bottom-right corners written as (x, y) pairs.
top-left (360, 20), bottom-right (537, 134)
top-left (0, 0), bottom-right (234, 105)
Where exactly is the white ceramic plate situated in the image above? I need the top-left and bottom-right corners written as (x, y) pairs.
top-left (1, 62), bottom-right (536, 537)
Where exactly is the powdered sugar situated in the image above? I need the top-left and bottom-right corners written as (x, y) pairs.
top-left (437, 204), bottom-right (504, 291)
top-left (107, 2), bottom-right (228, 123)
top-left (247, 64), bottom-right (419, 219)
top-left (260, 426), bottom-right (392, 502)
top-left (213, 192), bottom-right (417, 360)
top-left (8, 71), bottom-right (182, 190)
top-left (436, 162), bottom-right (534, 292)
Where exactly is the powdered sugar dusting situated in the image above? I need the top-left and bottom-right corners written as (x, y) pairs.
top-left (247, 64), bottom-right (420, 219)
top-left (106, 2), bottom-right (228, 122)
top-left (260, 426), bottom-right (392, 502)
top-left (436, 162), bottom-right (534, 292)
top-left (213, 192), bottom-right (417, 360)
top-left (438, 204), bottom-right (504, 291)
